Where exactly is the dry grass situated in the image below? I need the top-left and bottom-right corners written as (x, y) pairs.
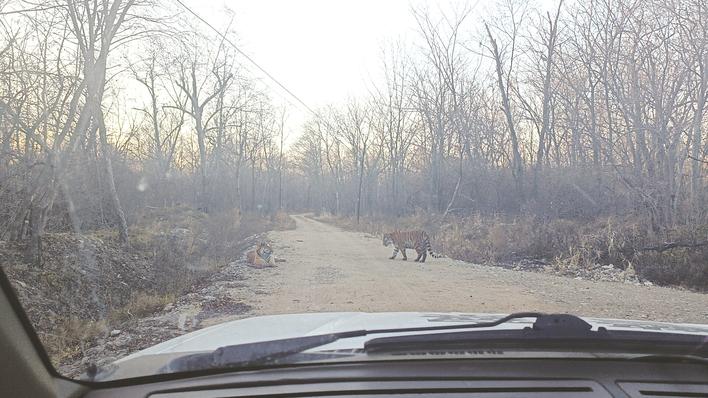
top-left (39, 317), bottom-right (108, 364)
top-left (271, 210), bottom-right (296, 230)
top-left (5, 206), bottom-right (288, 370)
top-left (326, 213), bottom-right (708, 291)
top-left (40, 292), bottom-right (174, 365)
top-left (109, 293), bottom-right (176, 323)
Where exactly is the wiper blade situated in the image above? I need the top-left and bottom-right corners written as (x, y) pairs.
top-left (160, 331), bottom-right (362, 373)
top-left (164, 313), bottom-right (705, 373)
top-left (364, 314), bottom-right (708, 357)
top-left (162, 312), bottom-right (544, 372)
top-left (628, 354), bottom-right (708, 366)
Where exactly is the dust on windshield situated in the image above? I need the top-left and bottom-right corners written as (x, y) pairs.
top-left (0, 0), bottom-right (707, 381)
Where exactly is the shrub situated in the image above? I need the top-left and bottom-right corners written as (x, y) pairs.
top-left (271, 210), bottom-right (296, 230)
top-left (109, 293), bottom-right (175, 323)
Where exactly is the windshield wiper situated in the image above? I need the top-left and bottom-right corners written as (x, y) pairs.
top-left (364, 314), bottom-right (708, 357)
top-left (627, 354), bottom-right (708, 366)
top-left (161, 313), bottom-right (708, 374)
top-left (161, 312), bottom-right (544, 372)
top-left (160, 331), bottom-right (362, 373)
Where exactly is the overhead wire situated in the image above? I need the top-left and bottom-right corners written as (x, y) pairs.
top-left (172, 0), bottom-right (319, 118)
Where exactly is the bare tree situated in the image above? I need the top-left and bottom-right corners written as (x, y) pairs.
top-left (65, 0), bottom-right (143, 243)
top-left (483, 0), bottom-right (528, 198)
top-left (372, 43), bottom-right (417, 214)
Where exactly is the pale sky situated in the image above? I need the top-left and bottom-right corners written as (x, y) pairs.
top-left (184, 0), bottom-right (423, 141)
top-left (183, 0), bottom-right (558, 143)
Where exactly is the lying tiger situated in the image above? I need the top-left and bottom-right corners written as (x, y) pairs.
top-left (382, 230), bottom-right (443, 262)
top-left (246, 241), bottom-right (286, 267)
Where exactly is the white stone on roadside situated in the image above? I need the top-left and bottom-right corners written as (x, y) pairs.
top-left (177, 314), bottom-right (187, 330)
top-left (109, 329), bottom-right (121, 337)
top-left (622, 263), bottom-right (637, 280)
top-left (13, 280), bottom-right (27, 289)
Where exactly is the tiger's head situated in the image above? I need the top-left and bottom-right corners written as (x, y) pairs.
top-left (382, 233), bottom-right (393, 247)
top-left (256, 241), bottom-right (273, 259)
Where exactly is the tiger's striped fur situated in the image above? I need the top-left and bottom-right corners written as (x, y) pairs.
top-left (382, 230), bottom-right (443, 263)
top-left (246, 241), bottom-right (274, 267)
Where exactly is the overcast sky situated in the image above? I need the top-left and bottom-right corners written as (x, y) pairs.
top-left (182, 0), bottom-right (557, 143)
top-left (181, 0), bottom-right (420, 140)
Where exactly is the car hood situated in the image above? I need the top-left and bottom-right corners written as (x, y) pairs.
top-left (99, 312), bottom-right (708, 381)
top-left (120, 312), bottom-right (708, 359)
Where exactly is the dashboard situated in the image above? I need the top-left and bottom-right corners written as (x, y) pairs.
top-left (83, 358), bottom-right (708, 398)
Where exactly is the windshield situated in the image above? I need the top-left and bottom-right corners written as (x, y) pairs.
top-left (1, 0), bottom-right (707, 382)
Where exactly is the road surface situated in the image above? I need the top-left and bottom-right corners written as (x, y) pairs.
top-left (236, 215), bottom-right (707, 324)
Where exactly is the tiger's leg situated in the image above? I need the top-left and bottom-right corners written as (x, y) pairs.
top-left (389, 247), bottom-right (399, 259)
top-left (414, 249), bottom-right (423, 262)
top-left (420, 250), bottom-right (427, 263)
top-left (401, 247), bottom-right (407, 261)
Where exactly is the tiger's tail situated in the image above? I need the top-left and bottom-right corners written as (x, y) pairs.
top-left (424, 235), bottom-right (444, 258)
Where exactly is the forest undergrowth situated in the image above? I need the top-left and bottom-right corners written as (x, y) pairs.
top-left (1, 207), bottom-right (294, 368)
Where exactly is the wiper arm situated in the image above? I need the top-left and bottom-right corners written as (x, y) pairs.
top-left (628, 354), bottom-right (708, 366)
top-left (166, 313), bottom-right (701, 373)
top-left (364, 314), bottom-right (708, 357)
top-left (162, 312), bottom-right (544, 372)
top-left (160, 331), bottom-right (362, 373)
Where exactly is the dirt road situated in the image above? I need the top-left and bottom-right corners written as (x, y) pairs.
top-left (245, 215), bottom-right (707, 324)
top-left (67, 214), bottom-right (708, 375)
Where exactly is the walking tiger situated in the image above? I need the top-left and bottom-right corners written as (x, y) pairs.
top-left (382, 230), bottom-right (443, 263)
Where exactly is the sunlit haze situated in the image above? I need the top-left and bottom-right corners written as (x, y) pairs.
top-left (185, 0), bottom-right (420, 142)
top-left (186, 0), bottom-right (555, 143)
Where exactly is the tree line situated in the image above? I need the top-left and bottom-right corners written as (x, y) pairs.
top-left (0, 0), bottom-right (288, 265)
top-left (1, 0), bottom-right (707, 267)
top-left (289, 0), bottom-right (708, 230)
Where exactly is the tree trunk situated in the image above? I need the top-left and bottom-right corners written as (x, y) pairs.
top-left (251, 162), bottom-right (256, 211)
top-left (278, 130), bottom-right (284, 210)
top-left (195, 116), bottom-right (208, 210)
top-left (485, 23), bottom-right (523, 197)
top-left (97, 115), bottom-right (129, 244)
top-left (690, 61), bottom-right (707, 208)
top-left (356, 156), bottom-right (365, 224)
top-left (59, 175), bottom-right (82, 234)
top-left (25, 202), bottom-right (43, 267)
top-left (602, 62), bottom-right (614, 164)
